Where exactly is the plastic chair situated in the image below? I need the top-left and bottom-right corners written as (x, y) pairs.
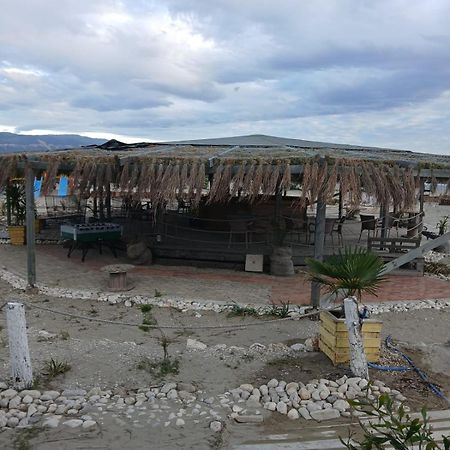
top-left (358, 214), bottom-right (380, 242)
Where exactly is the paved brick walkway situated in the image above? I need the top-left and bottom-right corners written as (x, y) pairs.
top-left (0, 245), bottom-right (449, 305)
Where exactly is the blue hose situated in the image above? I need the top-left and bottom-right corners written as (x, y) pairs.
top-left (368, 335), bottom-right (449, 403)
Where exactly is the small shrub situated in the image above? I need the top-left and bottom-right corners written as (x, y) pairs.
top-left (154, 289), bottom-right (163, 298)
top-left (267, 301), bottom-right (290, 318)
top-left (136, 357), bottom-right (179, 378)
top-left (341, 393), bottom-right (450, 449)
top-left (43, 358), bottom-right (71, 378)
top-left (140, 304), bottom-right (153, 313)
top-left (59, 330), bottom-right (70, 341)
top-left (227, 302), bottom-right (260, 318)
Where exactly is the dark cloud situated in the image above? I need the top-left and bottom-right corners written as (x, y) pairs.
top-left (0, 0), bottom-right (449, 152)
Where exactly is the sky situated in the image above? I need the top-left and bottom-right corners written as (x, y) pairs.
top-left (0, 0), bottom-right (449, 154)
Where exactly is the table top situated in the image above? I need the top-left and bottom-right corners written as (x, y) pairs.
top-left (101, 264), bottom-right (134, 273)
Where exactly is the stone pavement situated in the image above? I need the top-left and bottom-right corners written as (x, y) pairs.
top-left (0, 244), bottom-right (449, 306)
top-left (230, 409), bottom-right (450, 449)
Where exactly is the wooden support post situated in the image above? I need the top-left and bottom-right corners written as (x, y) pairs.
top-left (338, 188), bottom-right (343, 220)
top-left (379, 203), bottom-right (388, 239)
top-left (344, 297), bottom-right (369, 379)
top-left (105, 183), bottom-right (112, 221)
top-left (418, 178), bottom-right (425, 235)
top-left (6, 302), bottom-right (33, 389)
top-left (25, 164), bottom-right (36, 287)
top-left (311, 195), bottom-right (326, 307)
top-left (6, 179), bottom-right (12, 226)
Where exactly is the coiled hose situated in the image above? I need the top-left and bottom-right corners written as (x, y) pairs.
top-left (367, 335), bottom-right (449, 403)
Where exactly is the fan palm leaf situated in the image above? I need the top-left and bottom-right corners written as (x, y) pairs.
top-left (305, 247), bottom-right (386, 301)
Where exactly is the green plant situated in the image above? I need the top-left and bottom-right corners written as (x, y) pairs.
top-left (137, 357), bottom-right (179, 377)
top-left (59, 330), bottom-right (70, 340)
top-left (437, 215), bottom-right (449, 236)
top-left (43, 358), bottom-right (71, 378)
top-left (267, 301), bottom-right (290, 318)
top-left (227, 301), bottom-right (260, 318)
top-left (305, 247), bottom-right (386, 301)
top-left (6, 181), bottom-right (26, 226)
top-left (154, 289), bottom-right (163, 298)
top-left (140, 304), bottom-right (153, 313)
top-left (341, 393), bottom-right (450, 449)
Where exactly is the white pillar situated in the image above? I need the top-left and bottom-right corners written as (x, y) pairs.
top-left (343, 297), bottom-right (369, 380)
top-left (6, 302), bottom-right (33, 389)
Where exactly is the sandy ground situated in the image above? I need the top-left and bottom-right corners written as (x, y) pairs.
top-left (0, 279), bottom-right (449, 449)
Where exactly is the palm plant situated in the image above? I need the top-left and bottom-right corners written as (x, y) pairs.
top-left (305, 247), bottom-right (386, 302)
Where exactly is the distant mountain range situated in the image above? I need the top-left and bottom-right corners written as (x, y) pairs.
top-left (0, 132), bottom-right (105, 153)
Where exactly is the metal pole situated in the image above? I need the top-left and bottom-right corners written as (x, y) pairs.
top-left (25, 164), bottom-right (36, 287)
top-left (6, 302), bottom-right (34, 389)
top-left (311, 195), bottom-right (326, 307)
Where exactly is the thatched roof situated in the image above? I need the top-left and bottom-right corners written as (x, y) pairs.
top-left (0, 134), bottom-right (449, 210)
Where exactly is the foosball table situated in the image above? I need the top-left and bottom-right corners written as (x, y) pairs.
top-left (61, 223), bottom-right (123, 262)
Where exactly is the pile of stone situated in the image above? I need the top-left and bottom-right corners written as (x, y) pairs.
top-left (2, 265), bottom-right (449, 316)
top-left (226, 376), bottom-right (407, 422)
top-left (0, 381), bottom-right (226, 431)
top-left (0, 385), bottom-right (97, 429)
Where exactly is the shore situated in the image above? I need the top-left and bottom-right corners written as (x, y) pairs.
top-left (0, 278), bottom-right (449, 449)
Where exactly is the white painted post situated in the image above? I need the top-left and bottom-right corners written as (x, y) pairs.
top-left (6, 302), bottom-right (33, 389)
top-left (343, 297), bottom-right (369, 380)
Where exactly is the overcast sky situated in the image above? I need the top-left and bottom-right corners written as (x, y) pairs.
top-left (0, 0), bottom-right (449, 153)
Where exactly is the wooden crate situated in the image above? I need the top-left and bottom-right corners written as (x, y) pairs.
top-left (319, 310), bottom-right (382, 365)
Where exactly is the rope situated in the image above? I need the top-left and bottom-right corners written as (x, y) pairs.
top-left (369, 335), bottom-right (449, 403)
top-left (24, 302), bottom-right (332, 330)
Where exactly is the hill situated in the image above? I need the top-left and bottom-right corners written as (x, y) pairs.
top-left (0, 132), bottom-right (105, 153)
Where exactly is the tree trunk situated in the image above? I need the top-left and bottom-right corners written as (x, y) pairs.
top-left (344, 297), bottom-right (369, 379)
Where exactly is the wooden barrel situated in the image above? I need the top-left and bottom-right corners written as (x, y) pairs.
top-left (270, 246), bottom-right (294, 276)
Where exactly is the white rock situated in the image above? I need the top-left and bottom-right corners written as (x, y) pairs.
top-left (9, 396), bottom-right (21, 409)
top-left (240, 384), bottom-right (254, 392)
top-left (264, 402), bottom-right (276, 411)
top-left (20, 390), bottom-right (41, 399)
top-left (234, 415), bottom-right (264, 423)
top-left (161, 383), bottom-right (177, 393)
top-left (82, 420), bottom-right (97, 429)
top-left (299, 388), bottom-right (311, 400)
top-left (287, 409), bottom-right (299, 420)
top-left (63, 419), bottom-right (83, 428)
top-left (125, 397), bottom-right (136, 405)
top-left (259, 385), bottom-right (268, 396)
top-left (22, 395), bottom-right (33, 404)
top-left (276, 402), bottom-right (288, 415)
top-left (27, 405), bottom-right (38, 417)
top-left (298, 407), bottom-right (312, 420)
top-left (333, 400), bottom-right (350, 412)
top-left (167, 389), bottom-right (178, 400)
top-left (290, 343), bottom-right (306, 351)
top-left (186, 339), bottom-right (207, 351)
top-left (310, 408), bottom-right (340, 421)
top-left (210, 421), bottom-right (222, 432)
top-left (7, 417), bottom-right (19, 427)
top-left (2, 389), bottom-right (18, 400)
top-left (42, 391), bottom-right (60, 400)
top-left (267, 379), bottom-right (278, 388)
top-left (175, 418), bottom-right (185, 427)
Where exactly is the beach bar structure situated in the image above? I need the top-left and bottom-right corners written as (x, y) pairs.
top-left (1, 135), bottom-right (449, 305)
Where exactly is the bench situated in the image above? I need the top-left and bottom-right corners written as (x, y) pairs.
top-left (368, 237), bottom-right (424, 275)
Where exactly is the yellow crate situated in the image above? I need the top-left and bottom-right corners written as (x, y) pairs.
top-left (319, 310), bottom-right (382, 365)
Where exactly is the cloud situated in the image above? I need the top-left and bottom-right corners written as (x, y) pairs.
top-left (0, 0), bottom-right (449, 153)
